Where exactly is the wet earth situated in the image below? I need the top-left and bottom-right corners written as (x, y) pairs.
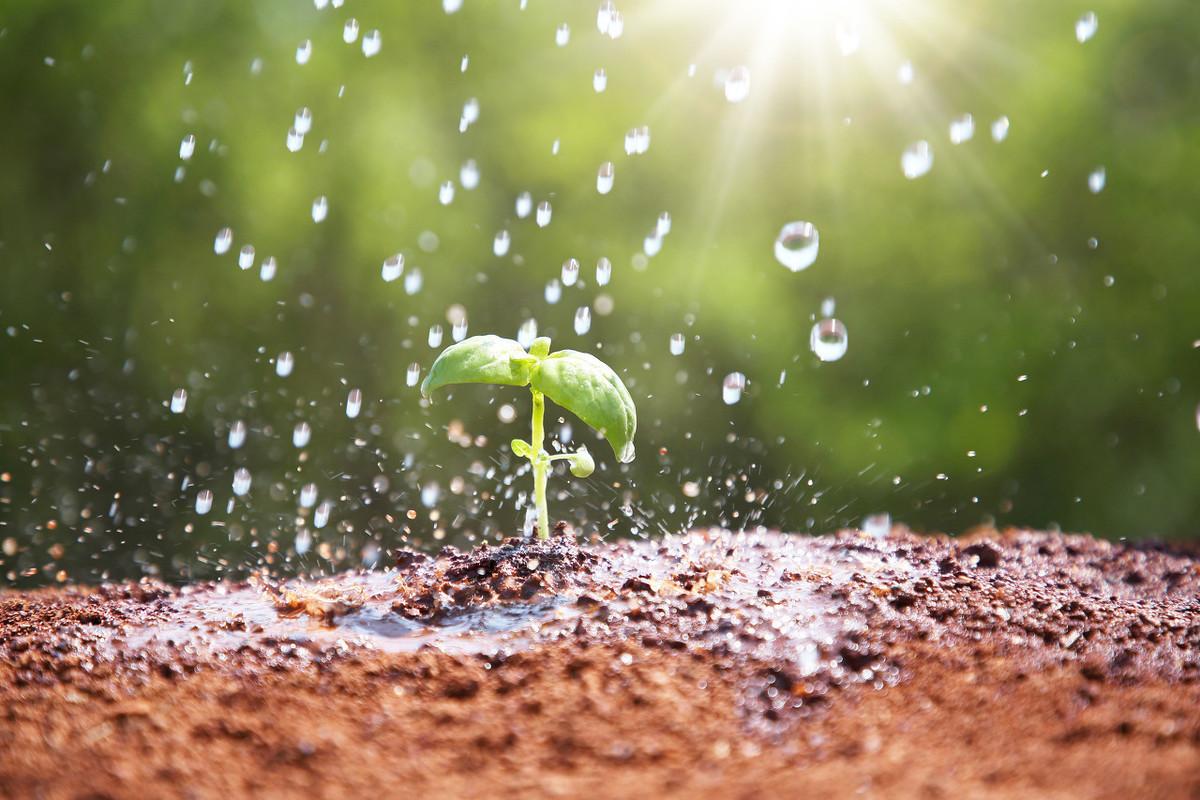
top-left (2, 527), bottom-right (1199, 798)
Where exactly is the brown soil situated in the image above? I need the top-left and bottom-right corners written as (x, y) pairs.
top-left (2, 527), bottom-right (1199, 799)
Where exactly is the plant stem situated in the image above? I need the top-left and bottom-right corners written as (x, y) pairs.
top-left (530, 389), bottom-right (550, 539)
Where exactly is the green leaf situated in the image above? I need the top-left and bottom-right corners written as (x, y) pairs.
top-left (421, 335), bottom-right (534, 397)
top-left (532, 350), bottom-right (636, 462)
top-left (510, 438), bottom-right (532, 458)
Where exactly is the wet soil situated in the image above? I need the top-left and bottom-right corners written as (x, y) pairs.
top-left (2, 527), bottom-right (1199, 799)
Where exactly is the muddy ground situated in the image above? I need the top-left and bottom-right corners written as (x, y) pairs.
top-left (2, 526), bottom-right (1199, 799)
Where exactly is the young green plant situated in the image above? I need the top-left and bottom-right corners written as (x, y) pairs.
top-left (421, 335), bottom-right (636, 539)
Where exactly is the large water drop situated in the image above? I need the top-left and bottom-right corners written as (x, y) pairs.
top-left (810, 318), bottom-right (849, 362)
top-left (774, 221), bottom-right (819, 272)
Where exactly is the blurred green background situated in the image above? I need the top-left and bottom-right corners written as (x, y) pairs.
top-left (2, 0), bottom-right (1200, 586)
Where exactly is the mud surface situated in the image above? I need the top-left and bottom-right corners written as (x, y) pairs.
top-left (2, 527), bottom-right (1199, 798)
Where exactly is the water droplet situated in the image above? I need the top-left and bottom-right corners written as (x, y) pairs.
top-left (545, 279), bottom-right (562, 304)
top-left (460, 54), bottom-right (469, 72)
top-left (260, 256), bottom-right (277, 282)
top-left (555, 23), bottom-right (570, 47)
top-left (493, 230), bottom-right (511, 256)
top-left (294, 107), bottom-right (313, 135)
top-left (593, 68), bottom-right (607, 92)
top-left (643, 233), bottom-right (663, 257)
top-left (238, 245), bottom-right (255, 270)
top-left (595, 257), bottom-right (612, 286)
top-left (346, 388), bottom-right (363, 419)
top-left (722, 372), bottom-right (746, 405)
top-left (381, 254), bottom-right (404, 282)
top-left (311, 195), bottom-right (328, 223)
top-left (669, 333), bottom-right (685, 356)
top-left (444, 0), bottom-right (463, 13)
top-left (1075, 11), bottom-right (1098, 43)
top-left (516, 191), bottom-right (533, 218)
top-left (656, 212), bottom-right (672, 236)
top-left (574, 306), bottom-right (592, 335)
top-left (428, 324), bottom-right (444, 348)
top-left (362, 29), bottom-right (382, 57)
top-left (607, 11), bottom-right (624, 39)
top-left (170, 388), bottom-right (188, 414)
top-left (774, 221), bottom-right (819, 272)
top-left (421, 482), bottom-right (441, 508)
top-left (296, 39), bottom-right (313, 65)
top-left (536, 201), bottom-right (552, 227)
top-left (810, 318), bottom-right (849, 362)
top-left (949, 113), bottom-right (974, 144)
top-left (498, 404), bottom-right (517, 423)
top-left (561, 258), bottom-right (580, 286)
top-left (406, 363), bottom-right (421, 387)
top-left (462, 97), bottom-right (480, 126)
top-left (286, 127), bottom-right (304, 152)
top-left (195, 490), bottom-right (213, 515)
top-left (724, 66), bottom-right (751, 103)
top-left (438, 180), bottom-right (456, 206)
top-left (597, 1), bottom-right (615, 33)
top-left (300, 483), bottom-right (318, 508)
top-left (862, 512), bottom-right (891, 537)
top-left (517, 319), bottom-right (538, 348)
top-left (276, 351), bottom-right (295, 377)
top-left (897, 60), bottom-right (914, 84)
top-left (821, 297), bottom-right (836, 317)
top-left (404, 267), bottom-right (423, 295)
top-left (991, 115), bottom-right (1010, 142)
top-left (314, 501), bottom-right (332, 529)
top-left (292, 422), bottom-right (312, 448)
top-left (460, 159), bottom-right (480, 190)
top-left (452, 317), bottom-right (469, 341)
top-left (597, 161), bottom-right (614, 194)
top-left (342, 18), bottom-right (360, 43)
top-left (179, 134), bottom-right (196, 160)
top-left (228, 420), bottom-right (247, 449)
top-left (232, 468), bottom-right (252, 497)
top-left (214, 227), bottom-right (233, 255)
top-left (1088, 166), bottom-right (1106, 194)
top-left (901, 140), bottom-right (933, 179)
top-left (634, 126), bottom-right (651, 154)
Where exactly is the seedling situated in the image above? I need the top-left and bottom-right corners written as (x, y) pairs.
top-left (422, 334), bottom-right (636, 539)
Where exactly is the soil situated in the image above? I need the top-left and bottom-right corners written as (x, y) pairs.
top-left (2, 526), bottom-right (1199, 799)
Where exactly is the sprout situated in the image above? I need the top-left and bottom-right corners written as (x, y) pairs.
top-left (422, 335), bottom-right (636, 539)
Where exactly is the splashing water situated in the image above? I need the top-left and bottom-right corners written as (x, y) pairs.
top-left (774, 221), bottom-right (819, 272)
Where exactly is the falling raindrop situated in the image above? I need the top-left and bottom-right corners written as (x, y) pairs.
top-left (342, 18), bottom-right (359, 43)
top-left (312, 195), bottom-right (328, 223)
top-left (314, 501), bottom-right (332, 530)
top-left (595, 257), bottom-right (612, 286)
top-left (214, 227), bottom-right (233, 254)
top-left (406, 363), bottom-right (421, 387)
top-left (462, 97), bottom-right (480, 125)
top-left (1075, 11), bottom-right (1098, 43)
top-left (493, 230), bottom-right (511, 256)
top-left (596, 161), bottom-right (614, 194)
top-left (452, 317), bottom-right (468, 341)
top-left (593, 68), bottom-right (607, 92)
top-left (460, 159), bottom-right (480, 189)
top-left (561, 258), bottom-right (580, 286)
top-left (179, 134), bottom-right (196, 160)
top-left (444, 0), bottom-right (463, 13)
top-left (232, 468), bottom-right (252, 497)
top-left (294, 107), bottom-right (313, 134)
top-left (555, 23), bottom-right (570, 47)
top-left (901, 140), bottom-right (933, 179)
top-left (1088, 166), bottom-right (1106, 194)
top-left (296, 39), bottom-right (313, 65)
top-left (862, 512), bottom-right (891, 537)
top-left (428, 324), bottom-right (444, 348)
top-left (293, 422), bottom-right (312, 448)
top-left (438, 181), bottom-right (455, 205)
top-left (633, 126), bottom-right (651, 154)
top-left (774, 221), bottom-right (819, 272)
top-left (991, 116), bottom-right (1010, 142)
top-left (821, 296), bottom-right (836, 317)
top-left (597, 1), bottom-right (615, 33)
top-left (404, 268), bottom-right (423, 295)
top-left (722, 373), bottom-right (746, 405)
top-left (516, 191), bottom-right (533, 218)
top-left (362, 29), bottom-right (382, 57)
top-left (195, 490), bottom-right (214, 515)
top-left (228, 420), bottom-right (247, 449)
top-left (300, 483), bottom-right (318, 508)
top-left (421, 482), bottom-right (441, 508)
top-left (259, 256), bottom-right (277, 282)
top-left (607, 11), bottom-right (624, 38)
top-left (276, 351), bottom-right (295, 377)
top-left (810, 318), bottom-right (849, 362)
top-left (670, 333), bottom-right (685, 356)
top-left (949, 113), bottom-right (975, 144)
top-left (724, 66), bottom-right (751, 103)
top-left (643, 233), bottom-right (663, 257)
top-left (170, 388), bottom-right (188, 414)
top-left (517, 319), bottom-right (538, 348)
top-left (536, 201), bottom-right (552, 227)
top-left (381, 254), bottom-right (404, 282)
top-left (346, 388), bottom-right (363, 419)
top-left (238, 245), bottom-right (255, 270)
top-left (545, 279), bottom-right (562, 304)
top-left (286, 128), bottom-right (304, 152)
top-left (656, 212), bottom-right (672, 236)
top-left (574, 306), bottom-right (591, 335)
